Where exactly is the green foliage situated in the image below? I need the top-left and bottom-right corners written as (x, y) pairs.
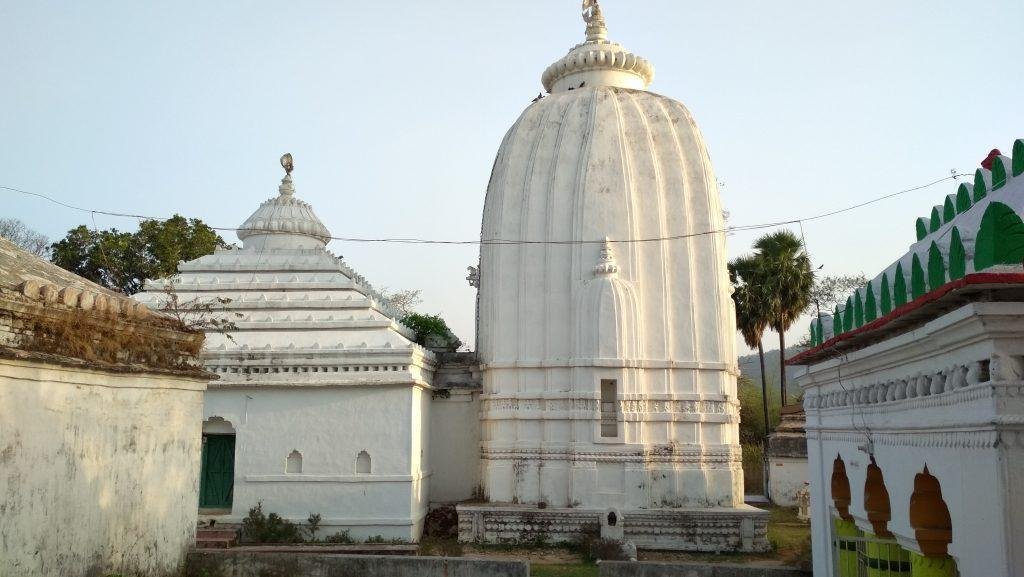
top-left (240, 501), bottom-right (303, 544)
top-left (532, 565), bottom-right (599, 577)
top-left (50, 215), bottom-right (225, 295)
top-left (927, 241), bottom-right (946, 291)
top-left (974, 201), bottom-right (1024, 271)
top-left (324, 530), bottom-right (355, 544)
top-left (306, 513), bottom-right (322, 541)
top-left (729, 256), bottom-right (771, 351)
top-left (742, 442), bottom-right (765, 495)
top-left (737, 376), bottom-right (782, 444)
top-left (402, 313), bottom-right (462, 349)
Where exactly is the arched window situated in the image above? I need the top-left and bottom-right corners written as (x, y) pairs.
top-left (286, 450), bottom-right (303, 474)
top-left (356, 450), bottom-right (371, 474)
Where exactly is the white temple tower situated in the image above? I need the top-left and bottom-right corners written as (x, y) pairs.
top-left (462, 2), bottom-right (768, 550)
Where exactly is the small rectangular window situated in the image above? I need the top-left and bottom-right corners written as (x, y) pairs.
top-left (600, 379), bottom-right (618, 438)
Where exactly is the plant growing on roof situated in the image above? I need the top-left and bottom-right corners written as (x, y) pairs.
top-left (402, 313), bottom-right (462, 350)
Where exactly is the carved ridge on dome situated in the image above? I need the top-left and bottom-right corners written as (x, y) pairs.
top-left (542, 42), bottom-right (655, 93)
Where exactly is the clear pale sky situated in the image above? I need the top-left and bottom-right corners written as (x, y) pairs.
top-left (2, 1), bottom-right (1022, 351)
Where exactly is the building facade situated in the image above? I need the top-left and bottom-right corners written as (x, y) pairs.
top-left (793, 140), bottom-right (1024, 576)
top-left (0, 237), bottom-right (209, 577)
top-left (136, 167), bottom-right (454, 541)
top-left (460, 2), bottom-right (768, 551)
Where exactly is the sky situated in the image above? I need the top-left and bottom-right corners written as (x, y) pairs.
top-left (2, 1), bottom-right (1022, 352)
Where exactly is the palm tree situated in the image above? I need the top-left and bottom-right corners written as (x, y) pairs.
top-left (729, 256), bottom-right (772, 438)
top-left (752, 231), bottom-right (814, 405)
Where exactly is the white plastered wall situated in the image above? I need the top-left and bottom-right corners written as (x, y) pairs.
top-left (201, 384), bottom-right (429, 541)
top-left (0, 358), bottom-right (205, 577)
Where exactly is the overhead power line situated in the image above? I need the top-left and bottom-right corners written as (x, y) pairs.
top-left (0, 173), bottom-right (967, 246)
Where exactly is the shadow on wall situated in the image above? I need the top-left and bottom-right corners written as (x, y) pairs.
top-left (0, 369), bottom-right (203, 577)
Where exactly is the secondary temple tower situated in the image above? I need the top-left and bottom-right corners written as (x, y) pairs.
top-left (461, 2), bottom-right (768, 550)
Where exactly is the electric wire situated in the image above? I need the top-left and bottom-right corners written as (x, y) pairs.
top-left (0, 173), bottom-right (970, 247)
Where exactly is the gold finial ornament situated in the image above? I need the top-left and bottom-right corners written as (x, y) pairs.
top-left (280, 153), bottom-right (294, 176)
top-left (582, 0), bottom-right (607, 41)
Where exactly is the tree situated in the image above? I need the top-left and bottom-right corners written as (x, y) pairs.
top-left (50, 215), bottom-right (225, 295)
top-left (402, 313), bottom-right (462, 351)
top-left (807, 273), bottom-right (868, 315)
top-left (729, 256), bottom-right (773, 438)
top-left (0, 218), bottom-right (50, 257)
top-left (751, 231), bottom-right (814, 405)
top-left (380, 288), bottom-right (423, 317)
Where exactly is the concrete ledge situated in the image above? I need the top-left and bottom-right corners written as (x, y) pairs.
top-left (598, 561), bottom-right (809, 577)
top-left (186, 550), bottom-right (529, 577)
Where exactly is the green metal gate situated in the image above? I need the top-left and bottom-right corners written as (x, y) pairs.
top-left (199, 434), bottom-right (235, 509)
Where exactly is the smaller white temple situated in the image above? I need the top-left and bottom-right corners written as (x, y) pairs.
top-left (137, 155), bottom-right (439, 541)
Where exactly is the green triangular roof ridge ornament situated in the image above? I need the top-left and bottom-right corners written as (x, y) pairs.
top-left (928, 241), bottom-right (945, 291)
top-left (843, 296), bottom-right (854, 332)
top-left (915, 217), bottom-right (930, 241)
top-left (815, 316), bottom-right (824, 345)
top-left (929, 206), bottom-right (943, 233)
top-left (974, 168), bottom-right (991, 202)
top-left (948, 227), bottom-right (966, 280)
top-left (853, 290), bottom-right (865, 328)
top-left (1014, 139), bottom-right (1024, 177)
top-left (893, 262), bottom-right (908, 308)
top-left (911, 253), bottom-right (927, 299)
top-left (879, 272), bottom-right (892, 315)
top-left (974, 201), bottom-right (1024, 271)
top-left (992, 155), bottom-right (1009, 191)
top-left (955, 183), bottom-right (972, 214)
top-left (864, 282), bottom-right (877, 322)
top-left (833, 305), bottom-right (843, 336)
top-left (943, 195), bottom-right (956, 223)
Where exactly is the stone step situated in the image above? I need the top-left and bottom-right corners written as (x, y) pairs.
top-left (195, 537), bottom-right (235, 549)
top-left (197, 529), bottom-right (238, 540)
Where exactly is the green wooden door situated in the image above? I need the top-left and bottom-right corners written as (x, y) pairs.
top-left (199, 434), bottom-right (235, 509)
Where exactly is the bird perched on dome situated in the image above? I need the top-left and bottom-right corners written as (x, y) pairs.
top-left (280, 153), bottom-right (294, 175)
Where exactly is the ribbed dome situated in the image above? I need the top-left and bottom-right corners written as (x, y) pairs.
top-left (237, 174), bottom-right (332, 250)
top-left (478, 85), bottom-right (733, 366)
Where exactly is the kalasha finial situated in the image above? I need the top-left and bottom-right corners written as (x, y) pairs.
top-left (278, 153), bottom-right (295, 196)
top-left (582, 0), bottom-right (608, 42)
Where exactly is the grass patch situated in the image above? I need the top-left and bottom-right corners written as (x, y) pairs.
top-left (531, 564), bottom-right (598, 577)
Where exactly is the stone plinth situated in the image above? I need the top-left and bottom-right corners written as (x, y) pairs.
top-left (457, 504), bottom-right (770, 552)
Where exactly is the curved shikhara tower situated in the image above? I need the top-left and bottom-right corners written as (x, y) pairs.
top-left (470, 4), bottom-right (762, 549)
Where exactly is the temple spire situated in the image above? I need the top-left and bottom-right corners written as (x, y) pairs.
top-left (583, 0), bottom-right (608, 42)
